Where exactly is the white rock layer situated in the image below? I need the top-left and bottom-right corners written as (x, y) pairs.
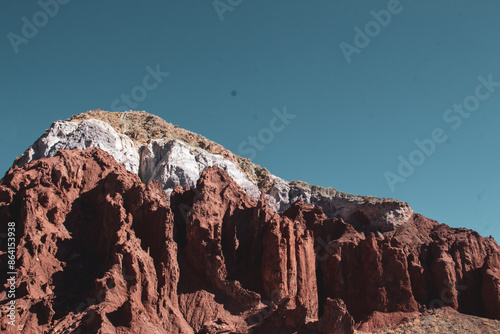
top-left (16, 119), bottom-right (260, 200)
top-left (139, 139), bottom-right (260, 199)
top-left (17, 119), bottom-right (140, 173)
top-left (263, 174), bottom-right (413, 232)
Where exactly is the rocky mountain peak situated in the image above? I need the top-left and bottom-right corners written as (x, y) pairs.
top-left (14, 110), bottom-right (413, 233)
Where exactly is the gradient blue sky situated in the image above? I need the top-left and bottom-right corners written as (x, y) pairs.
top-left (1, 0), bottom-right (499, 240)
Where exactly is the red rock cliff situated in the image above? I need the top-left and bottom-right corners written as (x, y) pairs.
top-left (1, 148), bottom-right (499, 333)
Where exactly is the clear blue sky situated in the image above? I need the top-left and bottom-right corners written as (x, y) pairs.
top-left (1, 0), bottom-right (499, 241)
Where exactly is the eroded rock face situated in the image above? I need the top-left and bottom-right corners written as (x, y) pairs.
top-left (174, 167), bottom-right (322, 332)
top-left (2, 149), bottom-right (499, 333)
top-left (317, 299), bottom-right (355, 334)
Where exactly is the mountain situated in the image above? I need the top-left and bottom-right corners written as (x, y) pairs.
top-left (15, 110), bottom-right (412, 233)
top-left (1, 110), bottom-right (499, 333)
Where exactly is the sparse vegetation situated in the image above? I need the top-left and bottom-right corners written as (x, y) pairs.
top-left (68, 110), bottom-right (270, 184)
top-left (364, 195), bottom-right (374, 203)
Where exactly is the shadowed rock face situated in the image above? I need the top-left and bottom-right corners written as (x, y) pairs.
top-left (1, 148), bottom-right (499, 333)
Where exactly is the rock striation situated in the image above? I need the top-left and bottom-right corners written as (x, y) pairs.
top-left (1, 148), bottom-right (499, 333)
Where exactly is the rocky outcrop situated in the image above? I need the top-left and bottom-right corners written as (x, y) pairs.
top-left (15, 119), bottom-right (140, 173)
top-left (0, 148), bottom-right (189, 333)
top-left (14, 110), bottom-right (413, 232)
top-left (15, 117), bottom-right (261, 201)
top-left (139, 139), bottom-right (260, 199)
top-left (262, 174), bottom-right (413, 232)
top-left (173, 168), bottom-right (323, 332)
top-left (317, 299), bottom-right (355, 334)
top-left (1, 148), bottom-right (499, 333)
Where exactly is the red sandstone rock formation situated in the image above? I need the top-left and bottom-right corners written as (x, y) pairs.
top-left (0, 149), bottom-right (189, 333)
top-left (1, 148), bottom-right (499, 333)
